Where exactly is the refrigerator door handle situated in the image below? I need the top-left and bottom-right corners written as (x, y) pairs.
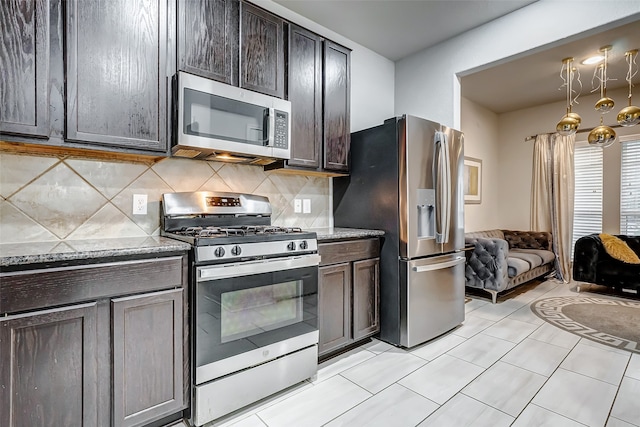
top-left (412, 256), bottom-right (465, 272)
top-left (433, 132), bottom-right (451, 244)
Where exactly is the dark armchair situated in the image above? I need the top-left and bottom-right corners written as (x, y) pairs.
top-left (573, 234), bottom-right (640, 292)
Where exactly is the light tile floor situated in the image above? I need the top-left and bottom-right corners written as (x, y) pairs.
top-left (204, 280), bottom-right (640, 427)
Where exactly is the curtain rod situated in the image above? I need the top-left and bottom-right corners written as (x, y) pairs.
top-left (524, 124), bottom-right (623, 141)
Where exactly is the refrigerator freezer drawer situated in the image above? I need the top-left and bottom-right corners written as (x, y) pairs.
top-left (400, 254), bottom-right (465, 348)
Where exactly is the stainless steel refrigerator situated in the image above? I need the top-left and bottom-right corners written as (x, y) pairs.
top-left (334, 115), bottom-right (465, 348)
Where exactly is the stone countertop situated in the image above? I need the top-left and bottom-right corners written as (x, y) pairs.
top-left (309, 227), bottom-right (385, 242)
top-left (0, 236), bottom-right (192, 268)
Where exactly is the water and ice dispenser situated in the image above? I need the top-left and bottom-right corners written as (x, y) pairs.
top-left (417, 188), bottom-right (436, 238)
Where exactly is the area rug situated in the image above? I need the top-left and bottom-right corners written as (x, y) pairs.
top-left (530, 296), bottom-right (640, 354)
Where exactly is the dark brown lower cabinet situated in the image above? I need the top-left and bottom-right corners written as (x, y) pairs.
top-left (0, 255), bottom-right (188, 427)
top-left (318, 238), bottom-right (380, 358)
top-left (112, 288), bottom-right (184, 427)
top-left (0, 303), bottom-right (99, 427)
top-left (318, 263), bottom-right (351, 354)
top-left (352, 258), bottom-right (380, 340)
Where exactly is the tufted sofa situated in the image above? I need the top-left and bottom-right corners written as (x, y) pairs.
top-left (464, 229), bottom-right (555, 303)
top-left (573, 234), bottom-right (640, 292)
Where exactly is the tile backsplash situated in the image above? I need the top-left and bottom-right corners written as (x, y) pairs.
top-left (0, 153), bottom-right (331, 244)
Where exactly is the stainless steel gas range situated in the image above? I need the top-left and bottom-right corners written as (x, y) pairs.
top-left (161, 191), bottom-right (320, 426)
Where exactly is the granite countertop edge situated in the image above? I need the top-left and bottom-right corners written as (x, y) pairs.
top-left (1, 229), bottom-right (385, 267)
top-left (0, 236), bottom-right (192, 268)
top-left (311, 227), bottom-right (385, 242)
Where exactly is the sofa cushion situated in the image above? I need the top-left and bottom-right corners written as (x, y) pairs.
top-left (507, 249), bottom-right (555, 278)
top-left (507, 257), bottom-right (530, 278)
top-left (512, 248), bottom-right (555, 265)
top-left (503, 230), bottom-right (551, 250)
top-left (510, 250), bottom-right (544, 268)
top-left (600, 233), bottom-right (640, 264)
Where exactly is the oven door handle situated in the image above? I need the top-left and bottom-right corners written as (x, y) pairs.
top-left (197, 254), bottom-right (321, 281)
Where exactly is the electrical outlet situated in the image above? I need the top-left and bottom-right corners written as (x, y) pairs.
top-left (294, 198), bottom-right (302, 213)
top-left (303, 199), bottom-right (311, 214)
top-left (133, 194), bottom-right (148, 215)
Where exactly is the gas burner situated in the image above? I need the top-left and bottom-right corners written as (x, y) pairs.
top-left (217, 228), bottom-right (246, 237)
top-left (184, 226), bottom-right (203, 234)
top-left (240, 226), bottom-right (303, 234)
top-left (198, 228), bottom-right (223, 237)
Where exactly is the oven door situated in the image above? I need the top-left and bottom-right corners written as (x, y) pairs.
top-left (195, 254), bottom-right (320, 385)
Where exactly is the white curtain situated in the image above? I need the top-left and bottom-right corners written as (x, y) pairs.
top-left (530, 133), bottom-right (575, 282)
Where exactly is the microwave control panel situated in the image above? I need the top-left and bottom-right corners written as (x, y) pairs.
top-left (273, 111), bottom-right (289, 149)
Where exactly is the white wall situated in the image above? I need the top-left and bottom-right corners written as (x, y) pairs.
top-left (460, 97), bottom-right (501, 231)
top-left (254, 0), bottom-right (395, 131)
top-left (496, 85), bottom-right (640, 232)
top-left (396, 1), bottom-right (640, 129)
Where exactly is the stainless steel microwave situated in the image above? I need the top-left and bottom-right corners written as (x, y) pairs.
top-left (173, 71), bottom-right (291, 164)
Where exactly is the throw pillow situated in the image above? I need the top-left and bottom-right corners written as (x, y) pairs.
top-left (599, 234), bottom-right (640, 264)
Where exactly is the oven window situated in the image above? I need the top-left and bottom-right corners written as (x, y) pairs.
top-left (184, 88), bottom-right (267, 145)
top-left (220, 280), bottom-right (301, 343)
top-left (196, 266), bottom-right (318, 370)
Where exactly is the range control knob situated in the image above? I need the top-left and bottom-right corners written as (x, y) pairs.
top-left (231, 245), bottom-right (242, 256)
top-left (214, 247), bottom-right (225, 258)
top-left (287, 241), bottom-right (297, 251)
top-left (299, 240), bottom-right (308, 250)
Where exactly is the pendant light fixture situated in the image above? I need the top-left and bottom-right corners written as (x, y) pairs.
top-left (588, 46), bottom-right (616, 147)
top-left (617, 49), bottom-right (640, 127)
top-left (588, 117), bottom-right (616, 147)
top-left (594, 46), bottom-right (615, 113)
top-left (556, 57), bottom-right (581, 135)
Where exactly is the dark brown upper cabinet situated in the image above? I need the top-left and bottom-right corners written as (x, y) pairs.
top-left (266, 32), bottom-right (351, 176)
top-left (323, 41), bottom-right (351, 172)
top-left (65, 0), bottom-right (169, 152)
top-left (0, 0), bottom-right (50, 138)
top-left (240, 1), bottom-right (285, 98)
top-left (286, 24), bottom-right (322, 169)
top-left (178, 0), bottom-right (239, 86)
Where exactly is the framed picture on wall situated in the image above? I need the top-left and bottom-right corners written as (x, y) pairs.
top-left (464, 157), bottom-right (482, 204)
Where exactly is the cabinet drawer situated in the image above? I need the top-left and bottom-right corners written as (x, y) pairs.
top-left (318, 238), bottom-right (379, 266)
top-left (0, 256), bottom-right (184, 314)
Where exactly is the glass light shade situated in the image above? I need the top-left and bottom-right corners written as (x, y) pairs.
top-left (595, 96), bottom-right (615, 113)
top-left (588, 125), bottom-right (616, 147)
top-left (616, 105), bottom-right (640, 126)
top-left (556, 115), bottom-right (579, 135)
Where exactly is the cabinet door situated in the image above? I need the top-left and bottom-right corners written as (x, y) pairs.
top-left (0, 0), bottom-right (49, 137)
top-left (179, 0), bottom-right (239, 85)
top-left (352, 258), bottom-right (380, 340)
top-left (112, 288), bottom-right (184, 427)
top-left (240, 1), bottom-right (284, 98)
top-left (0, 303), bottom-right (98, 427)
top-left (287, 24), bottom-right (322, 168)
top-left (323, 41), bottom-right (351, 172)
top-left (318, 263), bottom-right (351, 355)
top-left (65, 0), bottom-right (168, 151)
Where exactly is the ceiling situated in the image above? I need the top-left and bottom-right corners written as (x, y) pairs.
top-left (273, 0), bottom-right (538, 61)
top-left (272, 0), bottom-right (640, 113)
top-left (461, 20), bottom-right (640, 113)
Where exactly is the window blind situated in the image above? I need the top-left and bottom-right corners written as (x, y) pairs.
top-left (572, 144), bottom-right (603, 257)
top-left (621, 139), bottom-right (640, 235)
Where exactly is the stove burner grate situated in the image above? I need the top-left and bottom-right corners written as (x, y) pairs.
top-left (173, 225), bottom-right (304, 239)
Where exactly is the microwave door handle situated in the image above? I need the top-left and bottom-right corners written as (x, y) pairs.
top-left (265, 107), bottom-right (275, 146)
